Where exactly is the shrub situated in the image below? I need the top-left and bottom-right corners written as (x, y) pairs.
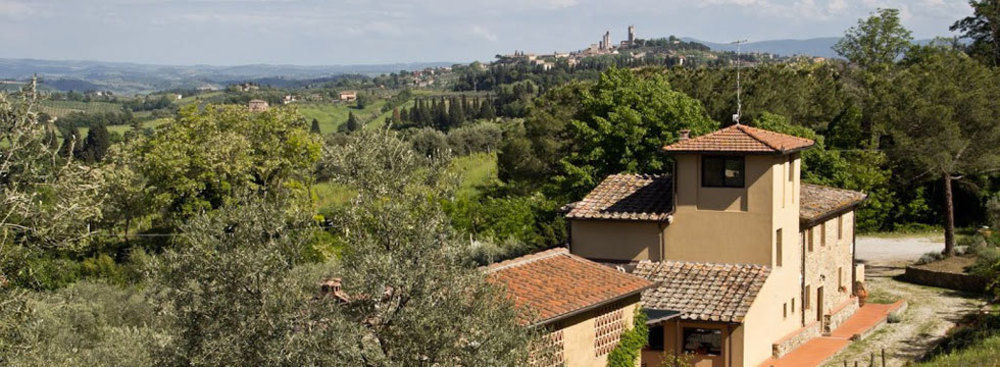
top-left (916, 252), bottom-right (944, 265)
top-left (446, 122), bottom-right (503, 155)
top-left (408, 127), bottom-right (449, 157)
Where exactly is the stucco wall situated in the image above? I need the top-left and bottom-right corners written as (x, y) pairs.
top-left (802, 211), bottom-right (855, 326)
top-left (549, 295), bottom-right (641, 367)
top-left (570, 220), bottom-right (665, 262)
top-left (662, 154), bottom-right (796, 266)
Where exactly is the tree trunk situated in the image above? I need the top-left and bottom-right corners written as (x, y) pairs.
top-left (943, 173), bottom-right (956, 256)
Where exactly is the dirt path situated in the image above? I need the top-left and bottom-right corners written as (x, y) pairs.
top-left (823, 235), bottom-right (986, 366)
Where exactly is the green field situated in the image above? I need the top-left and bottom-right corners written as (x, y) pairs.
top-left (78, 118), bottom-right (171, 138)
top-left (297, 100), bottom-right (392, 134)
top-left (39, 100), bottom-right (124, 118)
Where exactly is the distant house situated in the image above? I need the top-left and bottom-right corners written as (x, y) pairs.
top-left (247, 99), bottom-right (269, 112)
top-left (339, 91), bottom-right (358, 102)
top-left (282, 95), bottom-right (297, 104)
top-left (565, 125), bottom-right (867, 367)
top-left (486, 248), bottom-right (652, 367)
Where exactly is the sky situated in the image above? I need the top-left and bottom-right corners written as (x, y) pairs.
top-left (0, 0), bottom-right (975, 66)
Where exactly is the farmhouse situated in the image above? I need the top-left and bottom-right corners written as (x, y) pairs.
top-left (339, 90), bottom-right (358, 102)
top-left (247, 99), bottom-right (269, 112)
top-left (486, 248), bottom-right (652, 367)
top-left (564, 124), bottom-right (867, 367)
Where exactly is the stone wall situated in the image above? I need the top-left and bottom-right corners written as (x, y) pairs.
top-left (825, 297), bottom-right (859, 334)
top-left (902, 266), bottom-right (987, 293)
top-left (772, 321), bottom-right (821, 358)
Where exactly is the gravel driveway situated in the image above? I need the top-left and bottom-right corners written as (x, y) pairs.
top-left (856, 235), bottom-right (944, 266)
top-left (824, 234), bottom-right (987, 366)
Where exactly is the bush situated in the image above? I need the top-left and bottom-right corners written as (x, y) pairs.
top-left (916, 252), bottom-right (944, 265)
top-left (1, 281), bottom-right (166, 367)
top-left (408, 127), bottom-right (449, 157)
top-left (446, 122), bottom-right (503, 155)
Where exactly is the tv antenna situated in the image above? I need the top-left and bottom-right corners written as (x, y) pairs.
top-left (732, 39), bottom-right (748, 125)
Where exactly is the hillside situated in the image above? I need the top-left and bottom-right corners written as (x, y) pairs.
top-left (0, 58), bottom-right (456, 95)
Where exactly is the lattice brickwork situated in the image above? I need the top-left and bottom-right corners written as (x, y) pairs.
top-left (594, 308), bottom-right (625, 356)
top-left (531, 329), bottom-right (565, 367)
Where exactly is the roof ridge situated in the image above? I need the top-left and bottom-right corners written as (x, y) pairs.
top-left (736, 124), bottom-right (783, 152)
top-left (485, 248), bottom-right (568, 273)
top-left (646, 259), bottom-right (771, 270)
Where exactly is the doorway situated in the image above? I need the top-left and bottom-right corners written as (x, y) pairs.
top-left (816, 286), bottom-right (824, 322)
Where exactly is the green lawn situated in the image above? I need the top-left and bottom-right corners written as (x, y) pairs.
top-left (39, 100), bottom-right (124, 118)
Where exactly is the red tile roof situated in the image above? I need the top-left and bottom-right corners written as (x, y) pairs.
top-left (486, 248), bottom-right (653, 326)
top-left (633, 261), bottom-right (770, 323)
top-left (565, 174), bottom-right (673, 221)
top-left (663, 125), bottom-right (814, 154)
top-left (800, 183), bottom-right (867, 226)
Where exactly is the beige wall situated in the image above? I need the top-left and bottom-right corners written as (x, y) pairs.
top-left (802, 211), bottom-right (856, 324)
top-left (570, 220), bottom-right (665, 262)
top-left (661, 154), bottom-right (799, 266)
top-left (547, 295), bottom-right (642, 367)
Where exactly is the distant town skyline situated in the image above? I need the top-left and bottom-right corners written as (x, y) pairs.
top-left (0, 0), bottom-right (974, 66)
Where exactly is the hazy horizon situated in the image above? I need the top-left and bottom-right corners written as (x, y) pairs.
top-left (0, 0), bottom-right (974, 66)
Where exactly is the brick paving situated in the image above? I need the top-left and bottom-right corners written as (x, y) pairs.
top-left (759, 301), bottom-right (905, 367)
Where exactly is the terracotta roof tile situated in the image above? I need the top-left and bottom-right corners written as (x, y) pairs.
top-left (486, 248), bottom-right (653, 326)
top-left (800, 183), bottom-right (867, 226)
top-left (566, 174), bottom-right (673, 221)
top-left (663, 125), bottom-right (814, 154)
top-left (633, 261), bottom-right (770, 323)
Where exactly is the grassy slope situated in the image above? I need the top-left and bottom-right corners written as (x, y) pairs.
top-left (917, 336), bottom-right (1000, 367)
top-left (451, 152), bottom-right (498, 199)
top-left (297, 100), bottom-right (388, 134)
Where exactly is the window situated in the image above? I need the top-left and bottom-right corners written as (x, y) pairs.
top-left (821, 223), bottom-right (827, 247)
top-left (775, 228), bottom-right (783, 267)
top-left (807, 229), bottom-right (814, 252)
top-left (838, 216), bottom-right (844, 241)
top-left (647, 325), bottom-right (665, 351)
top-left (788, 157), bottom-right (795, 182)
top-left (702, 156), bottom-right (745, 188)
top-left (783, 303), bottom-right (788, 319)
top-left (682, 328), bottom-right (723, 356)
top-left (792, 297), bottom-right (796, 312)
top-left (804, 285), bottom-right (811, 309)
top-left (838, 267), bottom-right (844, 290)
top-left (594, 308), bottom-right (625, 356)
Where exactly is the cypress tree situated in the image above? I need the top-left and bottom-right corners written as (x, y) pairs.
top-left (345, 111), bottom-right (360, 132)
top-left (80, 122), bottom-right (111, 163)
top-left (479, 98), bottom-right (496, 120)
top-left (310, 118), bottom-right (322, 134)
top-left (58, 126), bottom-right (82, 159)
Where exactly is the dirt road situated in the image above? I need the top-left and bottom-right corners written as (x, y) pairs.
top-left (824, 235), bottom-right (986, 366)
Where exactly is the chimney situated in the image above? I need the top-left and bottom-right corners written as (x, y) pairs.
top-left (679, 129), bottom-right (691, 141)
